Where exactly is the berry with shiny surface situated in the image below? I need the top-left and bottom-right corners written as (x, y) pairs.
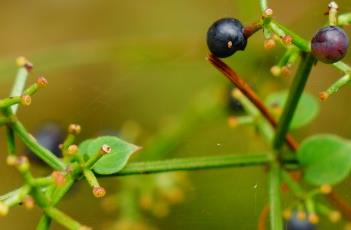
top-left (207, 18), bottom-right (247, 58)
top-left (311, 26), bottom-right (349, 64)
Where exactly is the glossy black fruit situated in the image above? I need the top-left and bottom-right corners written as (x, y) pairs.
top-left (311, 26), bottom-right (349, 64)
top-left (26, 122), bottom-right (64, 163)
top-left (207, 18), bottom-right (247, 58)
top-left (285, 213), bottom-right (316, 230)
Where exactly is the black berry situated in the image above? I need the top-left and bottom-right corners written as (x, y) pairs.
top-left (26, 122), bottom-right (63, 163)
top-left (207, 18), bottom-right (247, 58)
top-left (311, 26), bottom-right (349, 64)
top-left (285, 213), bottom-right (316, 230)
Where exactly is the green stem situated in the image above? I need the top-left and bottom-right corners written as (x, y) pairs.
top-left (2, 66), bottom-right (30, 155)
top-left (333, 61), bottom-right (351, 74)
top-left (236, 116), bottom-right (255, 125)
top-left (36, 215), bottom-right (51, 230)
top-left (0, 117), bottom-right (10, 126)
top-left (315, 202), bottom-right (332, 216)
top-left (0, 187), bottom-right (25, 202)
top-left (10, 67), bottom-right (29, 113)
top-left (269, 162), bottom-right (283, 230)
top-left (3, 185), bottom-right (30, 207)
top-left (83, 169), bottom-right (100, 188)
top-left (37, 177), bottom-right (75, 230)
top-left (281, 170), bottom-right (304, 198)
top-left (11, 119), bottom-right (66, 170)
top-left (84, 149), bottom-right (104, 169)
top-left (277, 46), bottom-right (299, 67)
top-left (62, 134), bottom-right (75, 151)
top-left (101, 153), bottom-right (272, 177)
top-left (339, 13), bottom-right (351, 26)
top-left (0, 97), bottom-right (22, 109)
top-left (32, 177), bottom-right (54, 187)
top-left (44, 207), bottom-right (81, 230)
top-left (270, 21), bottom-right (310, 52)
top-left (325, 74), bottom-right (351, 96)
top-left (50, 177), bottom-right (75, 205)
top-left (306, 198), bottom-right (316, 214)
top-left (23, 83), bottom-right (40, 96)
top-left (273, 53), bottom-right (315, 150)
top-left (260, 0), bottom-right (268, 11)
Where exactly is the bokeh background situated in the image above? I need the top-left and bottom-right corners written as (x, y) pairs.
top-left (0, 0), bottom-right (350, 229)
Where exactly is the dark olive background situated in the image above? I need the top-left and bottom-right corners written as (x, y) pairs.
top-left (0, 0), bottom-right (350, 229)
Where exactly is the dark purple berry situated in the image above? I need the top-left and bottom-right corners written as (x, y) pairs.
top-left (311, 26), bottom-right (349, 64)
top-left (26, 122), bottom-right (64, 163)
top-left (285, 213), bottom-right (316, 230)
top-left (207, 18), bottom-right (247, 58)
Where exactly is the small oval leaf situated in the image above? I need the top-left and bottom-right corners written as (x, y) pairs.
top-left (297, 134), bottom-right (351, 185)
top-left (265, 91), bottom-right (319, 129)
top-left (83, 136), bottom-right (140, 175)
top-left (78, 139), bottom-right (93, 160)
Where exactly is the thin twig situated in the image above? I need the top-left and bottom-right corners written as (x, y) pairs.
top-left (269, 162), bottom-right (283, 229)
top-left (273, 53), bottom-right (315, 150)
top-left (257, 204), bottom-right (269, 230)
top-left (102, 153), bottom-right (272, 177)
top-left (207, 54), bottom-right (298, 151)
top-left (327, 191), bottom-right (351, 220)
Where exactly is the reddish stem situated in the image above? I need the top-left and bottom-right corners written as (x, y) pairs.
top-left (327, 191), bottom-right (351, 220)
top-left (207, 54), bottom-right (299, 151)
top-left (257, 204), bottom-right (269, 230)
top-left (244, 22), bottom-right (263, 39)
top-left (208, 54), bottom-right (351, 221)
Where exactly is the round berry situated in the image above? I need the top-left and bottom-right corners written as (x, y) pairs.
top-left (26, 122), bottom-right (64, 163)
top-left (285, 212), bottom-right (316, 230)
top-left (207, 18), bottom-right (247, 58)
top-left (311, 26), bottom-right (349, 64)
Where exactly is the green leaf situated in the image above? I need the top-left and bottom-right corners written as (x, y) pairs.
top-left (265, 91), bottom-right (319, 129)
top-left (81, 136), bottom-right (140, 175)
top-left (78, 139), bottom-right (93, 160)
top-left (297, 134), bottom-right (351, 185)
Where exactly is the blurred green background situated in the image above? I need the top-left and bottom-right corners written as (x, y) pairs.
top-left (0, 0), bottom-right (350, 229)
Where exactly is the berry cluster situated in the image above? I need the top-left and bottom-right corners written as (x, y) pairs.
top-left (206, 1), bottom-right (351, 230)
top-left (207, 7), bottom-right (349, 64)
